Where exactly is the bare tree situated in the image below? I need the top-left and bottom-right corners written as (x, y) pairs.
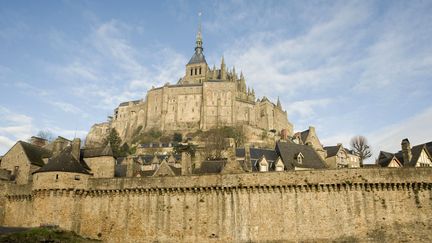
top-left (36, 130), bottom-right (55, 142)
top-left (350, 136), bottom-right (372, 167)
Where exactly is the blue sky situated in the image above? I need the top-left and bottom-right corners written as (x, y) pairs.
top-left (1, 0), bottom-right (431, 161)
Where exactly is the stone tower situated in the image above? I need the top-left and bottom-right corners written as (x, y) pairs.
top-left (182, 21), bottom-right (208, 84)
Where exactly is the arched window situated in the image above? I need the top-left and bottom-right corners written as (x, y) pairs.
top-left (199, 67), bottom-right (202, 74)
top-left (190, 68), bottom-right (193, 76)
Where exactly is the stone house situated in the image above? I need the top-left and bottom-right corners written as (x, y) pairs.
top-left (33, 142), bottom-right (92, 190)
top-left (292, 126), bottom-right (327, 160)
top-left (80, 143), bottom-right (116, 178)
top-left (0, 141), bottom-right (51, 184)
top-left (377, 138), bottom-right (432, 167)
top-left (235, 140), bottom-right (327, 172)
top-left (324, 144), bottom-right (360, 169)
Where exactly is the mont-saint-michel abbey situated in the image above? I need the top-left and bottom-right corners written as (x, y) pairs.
top-left (1, 18), bottom-right (432, 242)
top-left (86, 26), bottom-right (293, 149)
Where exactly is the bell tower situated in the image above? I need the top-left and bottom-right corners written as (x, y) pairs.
top-left (182, 13), bottom-right (208, 84)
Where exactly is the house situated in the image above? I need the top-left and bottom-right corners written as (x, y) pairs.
top-left (275, 141), bottom-right (327, 170)
top-left (235, 140), bottom-right (327, 172)
top-left (377, 138), bottom-right (432, 167)
top-left (324, 144), bottom-right (360, 169)
top-left (0, 141), bottom-right (51, 184)
top-left (81, 143), bottom-right (116, 178)
top-left (292, 126), bottom-right (327, 160)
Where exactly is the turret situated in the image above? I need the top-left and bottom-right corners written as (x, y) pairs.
top-left (220, 56), bottom-right (227, 80)
top-left (277, 97), bottom-right (282, 109)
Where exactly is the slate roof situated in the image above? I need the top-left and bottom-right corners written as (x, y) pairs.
top-left (34, 146), bottom-right (91, 175)
top-left (19, 141), bottom-right (52, 167)
top-left (81, 144), bottom-right (113, 158)
top-left (275, 141), bottom-right (327, 170)
top-left (195, 160), bottom-right (227, 174)
top-left (323, 145), bottom-right (341, 158)
top-left (299, 130), bottom-right (309, 144)
top-left (187, 51), bottom-right (207, 65)
top-left (236, 148), bottom-right (278, 171)
top-left (136, 154), bottom-right (181, 165)
top-left (378, 142), bottom-right (432, 167)
top-left (377, 151), bottom-right (400, 167)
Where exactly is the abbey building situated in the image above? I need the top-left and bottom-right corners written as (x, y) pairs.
top-left (86, 27), bottom-right (293, 146)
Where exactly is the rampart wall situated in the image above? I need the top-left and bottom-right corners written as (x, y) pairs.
top-left (2, 168), bottom-right (432, 242)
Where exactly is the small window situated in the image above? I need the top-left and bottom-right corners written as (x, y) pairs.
top-left (297, 154), bottom-right (303, 164)
top-left (55, 174), bottom-right (59, 180)
top-left (199, 67), bottom-right (202, 74)
top-left (195, 68), bottom-right (197, 75)
top-left (190, 68), bottom-right (193, 76)
top-left (74, 175), bottom-right (80, 181)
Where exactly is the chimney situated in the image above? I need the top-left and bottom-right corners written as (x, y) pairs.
top-left (181, 152), bottom-right (192, 175)
top-left (52, 140), bottom-right (61, 156)
top-left (30, 136), bottom-right (48, 147)
top-left (244, 144), bottom-right (252, 172)
top-left (309, 126), bottom-right (316, 133)
top-left (401, 138), bottom-right (412, 163)
top-left (280, 129), bottom-right (288, 140)
top-left (72, 138), bottom-right (81, 161)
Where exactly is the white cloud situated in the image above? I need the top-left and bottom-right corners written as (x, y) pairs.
top-left (286, 98), bottom-right (333, 119)
top-left (368, 107), bottom-right (432, 157)
top-left (0, 106), bottom-right (35, 154)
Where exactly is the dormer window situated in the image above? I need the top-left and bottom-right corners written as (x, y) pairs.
top-left (258, 156), bottom-right (268, 172)
top-left (296, 153), bottom-right (304, 164)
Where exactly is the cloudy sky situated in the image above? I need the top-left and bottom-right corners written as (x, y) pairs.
top-left (1, 0), bottom-right (431, 161)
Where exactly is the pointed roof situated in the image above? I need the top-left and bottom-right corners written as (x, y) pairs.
top-left (81, 143), bottom-right (114, 158)
top-left (34, 146), bottom-right (91, 175)
top-left (187, 22), bottom-right (207, 65)
top-left (275, 141), bottom-right (327, 170)
top-left (17, 141), bottom-right (52, 167)
top-left (323, 145), bottom-right (342, 158)
top-left (187, 51), bottom-right (207, 65)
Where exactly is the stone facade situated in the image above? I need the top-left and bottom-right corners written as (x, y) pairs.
top-left (86, 30), bottom-right (293, 147)
top-left (0, 141), bottom-right (51, 185)
top-left (1, 168), bottom-right (432, 242)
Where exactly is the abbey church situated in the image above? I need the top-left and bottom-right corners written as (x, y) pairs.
top-left (86, 26), bottom-right (293, 146)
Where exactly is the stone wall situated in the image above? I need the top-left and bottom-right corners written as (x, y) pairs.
top-left (2, 168), bottom-right (432, 242)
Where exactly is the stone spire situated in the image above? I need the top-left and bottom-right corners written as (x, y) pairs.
top-left (221, 56), bottom-right (227, 80)
top-left (277, 97), bottom-right (282, 109)
top-left (195, 13), bottom-right (203, 54)
top-left (240, 71), bottom-right (246, 92)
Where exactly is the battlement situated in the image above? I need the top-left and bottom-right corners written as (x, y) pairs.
top-left (2, 168), bottom-right (432, 242)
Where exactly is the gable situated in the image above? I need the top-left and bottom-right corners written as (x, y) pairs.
top-left (415, 149), bottom-right (432, 167)
top-left (153, 161), bottom-right (175, 177)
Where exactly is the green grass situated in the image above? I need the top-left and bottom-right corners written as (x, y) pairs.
top-left (0, 227), bottom-right (100, 243)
